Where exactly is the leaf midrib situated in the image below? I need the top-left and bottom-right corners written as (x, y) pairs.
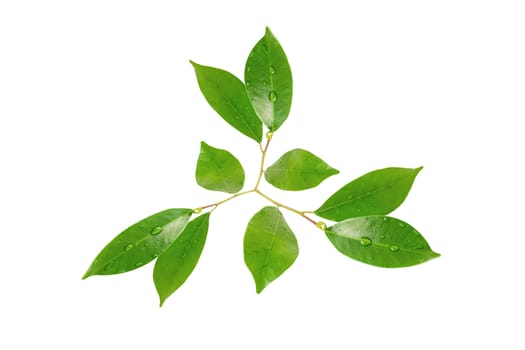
top-left (327, 230), bottom-right (433, 256)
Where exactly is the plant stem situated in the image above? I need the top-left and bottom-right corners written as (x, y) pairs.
top-left (254, 138), bottom-right (271, 191)
top-left (195, 135), bottom-right (321, 229)
top-left (255, 190), bottom-right (318, 226)
top-left (198, 189), bottom-right (254, 211)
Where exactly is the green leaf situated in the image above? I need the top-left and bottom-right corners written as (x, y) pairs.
top-left (190, 61), bottom-right (262, 142)
top-left (153, 213), bottom-right (210, 306)
top-left (244, 207), bottom-right (298, 293)
top-left (83, 209), bottom-right (192, 278)
top-left (195, 141), bottom-right (245, 193)
top-left (245, 27), bottom-right (293, 131)
top-left (264, 148), bottom-right (339, 191)
top-left (325, 216), bottom-right (440, 267)
top-left (315, 167), bottom-right (423, 221)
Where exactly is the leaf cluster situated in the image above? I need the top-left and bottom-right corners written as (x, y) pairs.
top-left (83, 28), bottom-right (439, 306)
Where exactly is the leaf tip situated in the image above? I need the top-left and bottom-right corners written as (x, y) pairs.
top-left (415, 166), bottom-right (424, 173)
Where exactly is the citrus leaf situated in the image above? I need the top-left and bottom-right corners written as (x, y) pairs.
top-left (196, 141), bottom-right (245, 193)
top-left (245, 27), bottom-right (292, 131)
top-left (244, 207), bottom-right (298, 293)
top-left (191, 61), bottom-right (262, 142)
top-left (315, 167), bottom-right (422, 221)
top-left (83, 209), bottom-right (192, 278)
top-left (264, 148), bottom-right (339, 191)
top-left (153, 213), bottom-right (210, 306)
top-left (326, 216), bottom-right (440, 267)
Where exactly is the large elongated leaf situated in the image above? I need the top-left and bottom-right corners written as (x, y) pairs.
top-left (264, 148), bottom-right (339, 191)
top-left (153, 213), bottom-right (210, 306)
top-left (83, 209), bottom-right (192, 278)
top-left (191, 61), bottom-right (262, 142)
top-left (196, 141), bottom-right (245, 193)
top-left (245, 27), bottom-right (292, 131)
top-left (244, 207), bottom-right (298, 293)
top-left (326, 216), bottom-right (440, 267)
top-left (315, 167), bottom-right (422, 221)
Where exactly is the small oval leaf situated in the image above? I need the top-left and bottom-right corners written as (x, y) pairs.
top-left (264, 148), bottom-right (339, 191)
top-left (315, 167), bottom-right (422, 221)
top-left (153, 213), bottom-right (210, 306)
top-left (245, 27), bottom-right (292, 131)
top-left (191, 61), bottom-right (262, 142)
top-left (326, 216), bottom-right (439, 267)
top-left (244, 207), bottom-right (298, 293)
top-left (196, 141), bottom-right (245, 193)
top-left (83, 209), bottom-right (192, 278)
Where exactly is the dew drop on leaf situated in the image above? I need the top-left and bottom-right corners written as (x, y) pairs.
top-left (269, 66), bottom-right (276, 75)
top-left (360, 237), bottom-right (372, 247)
top-left (245, 80), bottom-right (251, 87)
top-left (247, 65), bottom-right (252, 72)
top-left (144, 242), bottom-right (151, 248)
top-left (379, 234), bottom-right (386, 239)
top-left (269, 91), bottom-right (277, 102)
top-left (124, 244), bottom-right (134, 252)
top-left (389, 245), bottom-right (400, 252)
top-left (151, 226), bottom-right (163, 235)
top-left (398, 222), bottom-right (405, 227)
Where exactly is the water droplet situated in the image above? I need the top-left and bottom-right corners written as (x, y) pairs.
top-left (360, 237), bottom-right (372, 247)
top-left (151, 226), bottom-right (163, 235)
top-left (398, 222), bottom-right (405, 228)
top-left (379, 234), bottom-right (386, 239)
top-left (144, 242), bottom-right (151, 248)
top-left (269, 66), bottom-right (276, 75)
top-left (245, 80), bottom-right (251, 87)
top-left (389, 245), bottom-right (400, 252)
top-left (246, 65), bottom-right (252, 72)
top-left (124, 244), bottom-right (134, 252)
top-left (269, 91), bottom-right (277, 102)
top-left (135, 262), bottom-right (143, 268)
top-left (152, 253), bottom-right (159, 258)
top-left (412, 244), bottom-right (424, 250)
top-left (316, 221), bottom-right (327, 231)
top-left (383, 217), bottom-right (388, 222)
top-left (262, 81), bottom-right (267, 86)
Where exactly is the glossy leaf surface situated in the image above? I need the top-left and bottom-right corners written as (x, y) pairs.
top-left (316, 167), bottom-right (422, 221)
top-left (245, 27), bottom-right (292, 131)
top-left (326, 216), bottom-right (439, 267)
top-left (83, 209), bottom-right (192, 278)
top-left (244, 207), bottom-right (298, 293)
top-left (153, 213), bottom-right (210, 306)
top-left (196, 141), bottom-right (245, 193)
top-left (264, 148), bottom-right (339, 191)
top-left (191, 61), bottom-right (262, 142)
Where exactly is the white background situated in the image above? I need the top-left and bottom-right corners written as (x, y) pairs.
top-left (1, 1), bottom-right (524, 349)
